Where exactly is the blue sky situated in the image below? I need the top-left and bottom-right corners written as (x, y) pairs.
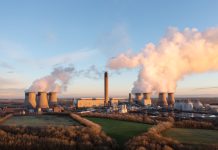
top-left (0, 0), bottom-right (218, 98)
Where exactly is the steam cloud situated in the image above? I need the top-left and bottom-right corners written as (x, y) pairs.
top-left (107, 27), bottom-right (218, 93)
top-left (28, 66), bottom-right (75, 92)
top-left (27, 65), bottom-right (104, 93)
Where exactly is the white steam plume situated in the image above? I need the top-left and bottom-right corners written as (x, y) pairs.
top-left (107, 27), bottom-right (218, 93)
top-left (28, 66), bottom-right (75, 92)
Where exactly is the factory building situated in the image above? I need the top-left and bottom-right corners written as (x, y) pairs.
top-left (76, 98), bottom-right (118, 108)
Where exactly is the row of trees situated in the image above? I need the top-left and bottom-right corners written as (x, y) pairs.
top-left (0, 125), bottom-right (117, 150)
top-left (79, 112), bottom-right (175, 125)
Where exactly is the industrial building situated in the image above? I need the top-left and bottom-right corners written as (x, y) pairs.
top-left (75, 71), bottom-right (119, 108)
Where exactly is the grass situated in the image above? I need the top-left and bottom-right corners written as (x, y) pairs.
top-left (162, 128), bottom-right (218, 145)
top-left (86, 117), bottom-right (152, 147)
top-left (2, 115), bottom-right (81, 126)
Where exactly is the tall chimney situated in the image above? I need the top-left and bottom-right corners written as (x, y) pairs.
top-left (25, 92), bottom-right (36, 109)
top-left (135, 93), bottom-right (143, 103)
top-left (37, 92), bottom-right (49, 108)
top-left (168, 93), bottom-right (175, 107)
top-left (48, 92), bottom-right (58, 106)
top-left (158, 92), bottom-right (168, 107)
top-left (104, 71), bottom-right (109, 106)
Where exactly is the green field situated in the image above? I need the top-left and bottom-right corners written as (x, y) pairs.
top-left (86, 117), bottom-right (152, 146)
top-left (162, 128), bottom-right (218, 144)
top-left (2, 115), bottom-right (80, 126)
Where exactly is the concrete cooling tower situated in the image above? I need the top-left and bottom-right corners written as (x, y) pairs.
top-left (142, 93), bottom-right (152, 105)
top-left (48, 92), bottom-right (57, 106)
top-left (129, 93), bottom-right (133, 104)
top-left (158, 93), bottom-right (168, 107)
top-left (25, 92), bottom-right (36, 109)
top-left (135, 93), bottom-right (143, 103)
top-left (37, 92), bottom-right (49, 108)
top-left (167, 93), bottom-right (175, 107)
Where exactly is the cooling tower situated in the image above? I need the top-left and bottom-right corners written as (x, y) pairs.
top-left (129, 93), bottom-right (133, 104)
top-left (142, 93), bottom-right (152, 105)
top-left (25, 92), bottom-right (36, 109)
top-left (48, 92), bottom-right (58, 106)
top-left (37, 92), bottom-right (49, 108)
top-left (104, 71), bottom-right (109, 106)
top-left (135, 93), bottom-right (143, 103)
top-left (167, 93), bottom-right (175, 107)
top-left (158, 93), bottom-right (168, 107)
top-left (143, 93), bottom-right (151, 100)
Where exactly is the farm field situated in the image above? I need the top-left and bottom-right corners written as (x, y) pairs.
top-left (86, 117), bottom-right (152, 146)
top-left (162, 128), bottom-right (218, 145)
top-left (1, 115), bottom-right (80, 126)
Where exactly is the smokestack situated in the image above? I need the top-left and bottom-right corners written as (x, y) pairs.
top-left (25, 92), bottom-right (36, 109)
top-left (104, 71), bottom-right (109, 106)
top-left (129, 93), bottom-right (133, 104)
top-left (158, 92), bottom-right (168, 107)
top-left (48, 92), bottom-right (58, 107)
top-left (168, 93), bottom-right (175, 107)
top-left (135, 93), bottom-right (143, 103)
top-left (37, 92), bottom-right (49, 108)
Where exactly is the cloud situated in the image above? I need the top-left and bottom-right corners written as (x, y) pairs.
top-left (96, 24), bottom-right (131, 56)
top-left (0, 61), bottom-right (14, 70)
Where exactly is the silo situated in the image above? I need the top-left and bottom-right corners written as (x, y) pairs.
top-left (37, 92), bottom-right (49, 108)
top-left (168, 93), bottom-right (175, 107)
top-left (25, 92), bottom-right (36, 109)
top-left (135, 93), bottom-right (143, 103)
top-left (158, 93), bottom-right (168, 107)
top-left (48, 92), bottom-right (57, 106)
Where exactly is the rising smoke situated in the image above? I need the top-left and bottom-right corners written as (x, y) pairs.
top-left (28, 66), bottom-right (75, 92)
top-left (107, 27), bottom-right (218, 93)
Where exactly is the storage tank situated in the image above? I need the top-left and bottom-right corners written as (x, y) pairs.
top-left (168, 93), bottom-right (175, 107)
top-left (158, 93), bottom-right (168, 107)
top-left (37, 92), bottom-right (49, 108)
top-left (48, 92), bottom-right (57, 106)
top-left (25, 92), bottom-right (36, 109)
